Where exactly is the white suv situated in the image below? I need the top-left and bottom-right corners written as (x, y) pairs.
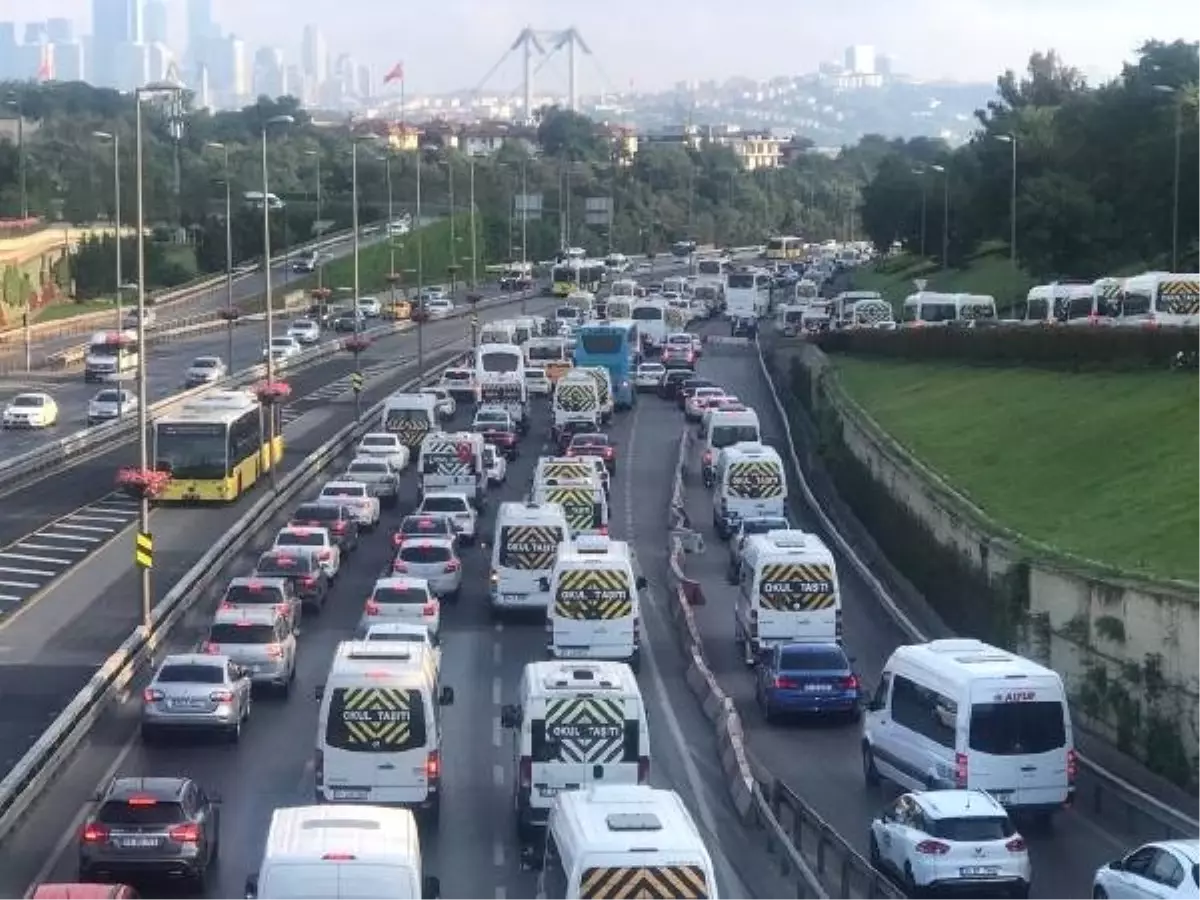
top-left (416, 491), bottom-right (478, 545)
top-left (868, 790), bottom-right (1031, 898)
top-left (272, 526), bottom-right (342, 579)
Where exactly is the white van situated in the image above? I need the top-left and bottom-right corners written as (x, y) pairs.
top-left (314, 642), bottom-right (455, 820)
top-left (532, 475), bottom-right (609, 538)
top-left (902, 292), bottom-right (997, 327)
top-left (476, 372), bottom-right (529, 431)
top-left (863, 638), bottom-right (1075, 820)
top-left (712, 443), bottom-right (787, 539)
top-left (553, 378), bottom-right (601, 430)
top-left (501, 661), bottom-right (650, 840)
top-left (564, 367), bottom-right (614, 423)
top-left (537, 785), bottom-right (718, 899)
top-left (490, 501), bottom-right (570, 615)
top-left (480, 320), bottom-right (517, 345)
top-left (544, 536), bottom-right (645, 670)
top-left (380, 393), bottom-right (440, 449)
top-left (246, 805), bottom-right (440, 900)
top-left (735, 530), bottom-right (841, 664)
top-left (701, 408), bottom-right (761, 472)
top-left (417, 431), bottom-right (485, 504)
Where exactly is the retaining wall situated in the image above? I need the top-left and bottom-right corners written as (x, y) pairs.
top-left (769, 340), bottom-right (1199, 789)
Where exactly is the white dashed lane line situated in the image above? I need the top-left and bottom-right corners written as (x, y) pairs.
top-left (0, 494), bottom-right (140, 615)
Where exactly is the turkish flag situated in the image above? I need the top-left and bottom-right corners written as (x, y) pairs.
top-left (384, 62), bottom-right (404, 84)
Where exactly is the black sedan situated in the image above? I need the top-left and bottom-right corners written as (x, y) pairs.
top-left (658, 368), bottom-right (695, 400)
top-left (78, 776), bottom-right (220, 889)
top-left (253, 550), bottom-right (331, 612)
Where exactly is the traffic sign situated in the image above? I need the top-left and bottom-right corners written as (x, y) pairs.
top-left (351, 372), bottom-right (364, 393)
top-left (135, 532), bottom-right (153, 570)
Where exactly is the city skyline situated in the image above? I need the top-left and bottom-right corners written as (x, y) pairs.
top-left (0, 0), bottom-right (1195, 95)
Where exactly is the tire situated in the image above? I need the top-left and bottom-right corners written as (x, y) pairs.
top-left (862, 743), bottom-right (881, 787)
top-left (423, 795), bottom-right (442, 827)
top-left (225, 720), bottom-right (241, 744)
top-left (1092, 888), bottom-right (1108, 899)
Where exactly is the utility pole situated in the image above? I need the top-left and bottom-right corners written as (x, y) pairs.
top-left (416, 149), bottom-right (425, 381)
top-left (468, 158), bottom-right (478, 289)
top-left (520, 157), bottom-right (529, 316)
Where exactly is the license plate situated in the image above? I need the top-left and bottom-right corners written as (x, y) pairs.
top-left (537, 785), bottom-right (562, 798)
top-left (501, 594), bottom-right (525, 603)
top-left (331, 789), bottom-right (369, 801)
top-left (991, 791), bottom-right (1014, 805)
top-left (169, 698), bottom-right (205, 708)
top-left (117, 837), bottom-right (161, 848)
top-left (556, 647), bottom-right (590, 658)
top-left (804, 683), bottom-right (833, 692)
top-left (959, 866), bottom-right (999, 877)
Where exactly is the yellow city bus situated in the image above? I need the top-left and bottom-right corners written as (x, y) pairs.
top-left (765, 235), bottom-right (804, 261)
top-left (552, 261), bottom-right (605, 297)
top-left (153, 390), bottom-right (284, 503)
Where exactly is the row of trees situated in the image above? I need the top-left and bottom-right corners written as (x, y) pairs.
top-left (0, 84), bottom-right (877, 295)
top-left (860, 40), bottom-right (1199, 278)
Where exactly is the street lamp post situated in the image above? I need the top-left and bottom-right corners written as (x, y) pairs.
top-left (304, 149), bottom-right (324, 290)
top-left (930, 164), bottom-right (949, 271)
top-left (468, 158), bottom-right (478, 290)
top-left (383, 151), bottom-right (399, 314)
top-left (1153, 85), bottom-right (1183, 271)
top-left (94, 130), bottom-right (124, 414)
top-left (993, 134), bottom-right (1018, 269)
top-left (350, 136), bottom-right (367, 421)
top-left (446, 158), bottom-right (456, 292)
top-left (911, 168), bottom-right (928, 258)
top-left (520, 157), bottom-right (529, 315)
top-left (5, 94), bottom-right (28, 219)
top-left (260, 114), bottom-right (295, 486)
top-left (133, 81), bottom-right (182, 629)
top-left (204, 141), bottom-right (236, 368)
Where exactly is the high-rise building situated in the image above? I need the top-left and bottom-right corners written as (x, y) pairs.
top-left (92, 0), bottom-right (141, 86)
top-left (0, 23), bottom-right (18, 79)
top-left (253, 46), bottom-right (285, 100)
top-left (285, 64), bottom-right (305, 101)
top-left (148, 41), bottom-right (173, 82)
top-left (115, 41), bottom-right (149, 90)
top-left (356, 64), bottom-right (372, 100)
top-left (185, 0), bottom-right (216, 73)
top-left (144, 0), bottom-right (168, 45)
top-left (845, 45), bottom-right (876, 76)
top-left (46, 18), bottom-right (73, 43)
top-left (225, 35), bottom-right (249, 102)
top-left (301, 24), bottom-right (327, 86)
top-left (24, 22), bottom-right (48, 45)
top-left (55, 42), bottom-right (86, 81)
top-left (127, 0), bottom-right (144, 44)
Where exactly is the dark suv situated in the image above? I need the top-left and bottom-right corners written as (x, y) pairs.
top-left (253, 550), bottom-right (330, 613)
top-left (658, 368), bottom-right (695, 401)
top-left (289, 502), bottom-right (361, 553)
top-left (78, 776), bottom-right (220, 889)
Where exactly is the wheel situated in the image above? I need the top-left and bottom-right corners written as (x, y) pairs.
top-left (423, 795), bottom-right (442, 827)
top-left (1092, 887), bottom-right (1108, 899)
top-left (225, 720), bottom-right (241, 743)
top-left (862, 743), bottom-right (881, 787)
top-left (277, 677), bottom-right (291, 698)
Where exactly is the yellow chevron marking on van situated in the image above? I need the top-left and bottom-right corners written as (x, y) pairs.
top-left (554, 568), bottom-right (632, 619)
top-left (580, 865), bottom-right (710, 899)
top-left (758, 563), bottom-right (837, 611)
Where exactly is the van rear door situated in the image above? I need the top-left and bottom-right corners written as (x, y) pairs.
top-left (966, 677), bottom-right (1070, 809)
top-left (552, 568), bottom-right (635, 659)
top-left (532, 696), bottom-right (640, 806)
top-left (321, 685), bottom-right (430, 804)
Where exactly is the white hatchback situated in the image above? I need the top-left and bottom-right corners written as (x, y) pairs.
top-left (287, 318), bottom-right (321, 344)
top-left (868, 790), bottom-right (1031, 898)
top-left (1093, 840), bottom-right (1200, 899)
top-left (360, 576), bottom-right (441, 641)
top-left (416, 491), bottom-right (478, 545)
top-left (316, 480), bottom-right (381, 530)
top-left (356, 432), bottom-right (411, 471)
top-left (272, 525), bottom-right (342, 579)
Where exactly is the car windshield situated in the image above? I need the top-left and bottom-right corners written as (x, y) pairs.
top-left (573, 435), bottom-right (608, 446)
top-left (927, 816), bottom-right (1014, 842)
top-left (157, 663), bottom-right (224, 684)
top-left (401, 516), bottom-right (450, 534)
top-left (192, 357), bottom-right (219, 368)
top-left (443, 371), bottom-right (471, 382)
top-left (399, 544), bottom-right (452, 563)
top-left (780, 648), bottom-right (848, 671)
top-left (98, 800), bottom-right (186, 826)
top-left (270, 338), bottom-right (293, 347)
top-left (292, 319), bottom-right (315, 329)
top-left (744, 518), bottom-right (790, 535)
top-left (208, 623), bottom-right (276, 643)
top-left (360, 436), bottom-right (397, 449)
top-left (256, 553), bottom-right (315, 575)
top-left (277, 531), bottom-right (324, 547)
top-left (349, 461), bottom-right (389, 474)
top-left (711, 424), bottom-right (760, 448)
top-left (11, 395), bottom-right (42, 407)
top-left (224, 583), bottom-right (284, 604)
top-left (374, 586), bottom-right (429, 605)
top-left (323, 486), bottom-right (365, 498)
top-left (94, 390), bottom-right (126, 403)
top-left (421, 496), bottom-right (467, 513)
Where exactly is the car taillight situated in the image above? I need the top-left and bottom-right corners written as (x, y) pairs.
top-left (444, 559), bottom-right (461, 573)
top-left (518, 756), bottom-right (532, 789)
top-left (773, 676), bottom-right (796, 689)
top-left (301, 575), bottom-right (317, 587)
top-left (426, 750), bottom-right (441, 780)
top-left (169, 823), bottom-right (202, 843)
top-left (598, 525), bottom-right (608, 535)
top-left (365, 600), bottom-right (381, 616)
top-left (914, 840), bottom-right (950, 855)
top-left (638, 756), bottom-right (650, 782)
top-left (392, 561), bottom-right (408, 573)
top-left (265, 644), bottom-right (283, 658)
top-left (143, 688), bottom-right (164, 702)
top-left (331, 521), bottom-right (346, 533)
top-left (202, 642), bottom-right (219, 654)
top-left (565, 449), bottom-right (575, 456)
top-left (392, 532), bottom-right (404, 547)
top-left (841, 674), bottom-right (860, 690)
top-left (422, 602), bottom-right (438, 616)
top-left (954, 751), bottom-right (968, 788)
top-left (210, 690), bottom-right (234, 703)
top-left (1067, 748), bottom-right (1078, 784)
top-left (81, 822), bottom-right (109, 843)
top-left (318, 550), bottom-right (332, 561)
top-left (603, 447), bottom-right (613, 458)
top-left (274, 603), bottom-right (290, 616)
top-left (1005, 836), bottom-right (1027, 853)
top-left (702, 450), bottom-right (712, 465)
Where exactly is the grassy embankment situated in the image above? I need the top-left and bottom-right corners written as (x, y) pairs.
top-left (832, 356), bottom-right (1198, 582)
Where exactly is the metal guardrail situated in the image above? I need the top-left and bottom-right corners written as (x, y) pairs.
top-left (0, 348), bottom-right (468, 845)
top-left (0, 289), bottom-right (534, 493)
top-left (749, 338), bottom-right (1200, 840)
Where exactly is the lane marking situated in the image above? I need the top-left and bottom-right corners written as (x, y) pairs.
top-left (51, 523), bottom-right (115, 534)
top-left (0, 552), bottom-right (74, 565)
top-left (492, 716), bottom-right (503, 748)
top-left (0, 565), bottom-right (55, 577)
top-left (491, 676), bottom-right (502, 706)
top-left (39, 531), bottom-right (101, 541)
top-left (492, 641), bottom-right (502, 664)
top-left (493, 763), bottom-right (505, 787)
top-left (17, 543), bottom-right (87, 554)
top-left (493, 838), bottom-right (506, 867)
top-left (495, 888), bottom-right (507, 899)
top-left (0, 579), bottom-right (39, 589)
top-left (0, 594), bottom-right (20, 602)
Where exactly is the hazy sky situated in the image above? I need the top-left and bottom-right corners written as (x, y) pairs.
top-left (2, 0), bottom-right (1195, 93)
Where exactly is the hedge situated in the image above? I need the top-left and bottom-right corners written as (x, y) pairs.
top-left (814, 324), bottom-right (1200, 371)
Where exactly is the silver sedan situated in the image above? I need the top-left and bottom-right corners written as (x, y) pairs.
top-left (140, 653), bottom-right (253, 744)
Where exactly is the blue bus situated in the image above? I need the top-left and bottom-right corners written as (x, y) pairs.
top-left (573, 320), bottom-right (640, 410)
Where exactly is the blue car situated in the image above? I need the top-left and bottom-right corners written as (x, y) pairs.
top-left (754, 642), bottom-right (862, 723)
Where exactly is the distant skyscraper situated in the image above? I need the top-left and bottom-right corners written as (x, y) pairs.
top-left (845, 45), bottom-right (876, 76)
top-left (46, 18), bottom-right (73, 43)
top-left (148, 41), bottom-right (173, 82)
top-left (356, 64), bottom-right (372, 100)
top-left (225, 35), bottom-right (249, 101)
top-left (127, 0), bottom-right (144, 44)
top-left (115, 41), bottom-right (149, 89)
top-left (185, 0), bottom-right (216, 73)
top-left (0, 23), bottom-right (18, 79)
top-left (284, 64), bottom-right (305, 101)
top-left (92, 0), bottom-right (141, 86)
top-left (253, 46), bottom-right (285, 99)
top-left (24, 22), bottom-right (48, 45)
top-left (144, 0), bottom-right (168, 45)
top-left (876, 54), bottom-right (893, 78)
top-left (301, 24), bottom-right (327, 85)
top-left (55, 42), bottom-right (86, 81)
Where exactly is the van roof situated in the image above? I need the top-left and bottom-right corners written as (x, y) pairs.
top-left (557, 540), bottom-right (631, 568)
top-left (263, 804), bottom-right (420, 863)
top-left (554, 786), bottom-right (709, 857)
top-left (328, 640), bottom-right (436, 683)
top-left (524, 660), bottom-right (639, 695)
top-left (745, 530), bottom-right (833, 561)
top-left (891, 639), bottom-right (1062, 686)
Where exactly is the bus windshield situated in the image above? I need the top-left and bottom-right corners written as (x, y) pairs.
top-left (631, 306), bottom-right (663, 321)
top-left (698, 260), bottom-right (722, 276)
top-left (480, 351), bottom-right (521, 373)
top-left (155, 422), bottom-right (227, 479)
top-left (527, 343), bottom-right (565, 362)
top-left (579, 330), bottom-right (624, 355)
top-left (727, 273), bottom-right (755, 289)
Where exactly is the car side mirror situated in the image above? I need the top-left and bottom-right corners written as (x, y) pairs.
top-left (422, 876), bottom-right (442, 899)
top-left (439, 686), bottom-right (455, 706)
top-left (1108, 858), bottom-right (1124, 872)
top-left (635, 575), bottom-right (648, 590)
top-left (501, 703), bottom-right (522, 728)
top-left (244, 874), bottom-right (259, 899)
top-left (538, 576), bottom-right (550, 592)
top-left (314, 685), bottom-right (325, 702)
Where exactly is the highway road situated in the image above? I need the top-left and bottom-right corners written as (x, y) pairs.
top-left (677, 333), bottom-right (1155, 899)
top-left (0, 353), bottom-right (791, 900)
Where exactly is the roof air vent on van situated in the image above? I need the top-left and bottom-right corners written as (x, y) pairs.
top-left (347, 643), bottom-right (413, 661)
top-left (606, 813), bottom-right (662, 832)
top-left (574, 535), bottom-right (610, 554)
